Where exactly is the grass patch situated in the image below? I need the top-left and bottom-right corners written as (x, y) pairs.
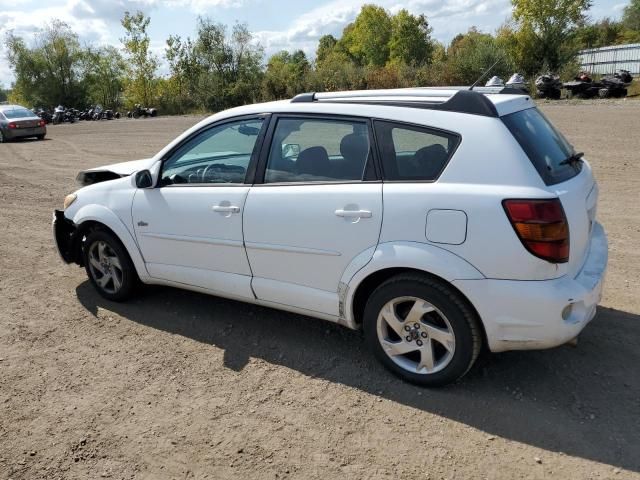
top-left (627, 79), bottom-right (640, 97)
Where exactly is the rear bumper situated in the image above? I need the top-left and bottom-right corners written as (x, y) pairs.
top-left (4, 126), bottom-right (46, 139)
top-left (454, 222), bottom-right (608, 352)
top-left (53, 210), bottom-right (80, 264)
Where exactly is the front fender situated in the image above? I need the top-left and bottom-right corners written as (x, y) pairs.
top-left (70, 204), bottom-right (150, 281)
top-left (341, 241), bottom-right (484, 328)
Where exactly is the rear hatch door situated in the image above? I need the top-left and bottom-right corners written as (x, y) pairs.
top-left (502, 107), bottom-right (596, 276)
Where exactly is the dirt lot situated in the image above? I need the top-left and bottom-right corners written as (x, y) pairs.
top-left (0, 102), bottom-right (639, 480)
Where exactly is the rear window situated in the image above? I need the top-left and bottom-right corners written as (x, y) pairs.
top-left (2, 108), bottom-right (35, 119)
top-left (503, 107), bottom-right (581, 185)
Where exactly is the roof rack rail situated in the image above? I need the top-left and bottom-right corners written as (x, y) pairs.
top-left (290, 87), bottom-right (514, 117)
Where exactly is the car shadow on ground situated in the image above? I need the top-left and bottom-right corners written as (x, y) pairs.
top-left (76, 281), bottom-right (639, 472)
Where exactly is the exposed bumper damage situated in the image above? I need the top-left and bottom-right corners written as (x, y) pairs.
top-left (53, 210), bottom-right (81, 264)
top-left (454, 222), bottom-right (608, 352)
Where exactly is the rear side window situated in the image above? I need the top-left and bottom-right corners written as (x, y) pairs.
top-left (502, 107), bottom-right (581, 185)
top-left (374, 121), bottom-right (460, 181)
top-left (264, 117), bottom-right (372, 183)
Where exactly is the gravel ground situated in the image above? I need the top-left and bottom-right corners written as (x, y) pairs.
top-left (0, 102), bottom-right (639, 480)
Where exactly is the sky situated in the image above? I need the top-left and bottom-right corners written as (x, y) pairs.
top-left (0, 0), bottom-right (630, 88)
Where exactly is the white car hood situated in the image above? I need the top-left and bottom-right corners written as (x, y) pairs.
top-left (84, 158), bottom-right (156, 175)
top-left (77, 158), bottom-right (158, 186)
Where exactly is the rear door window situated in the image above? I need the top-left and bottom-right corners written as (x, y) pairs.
top-left (502, 107), bottom-right (581, 185)
top-left (374, 121), bottom-right (460, 181)
top-left (264, 117), bottom-right (372, 183)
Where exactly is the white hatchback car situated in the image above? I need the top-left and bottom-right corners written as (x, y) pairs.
top-left (54, 87), bottom-right (608, 386)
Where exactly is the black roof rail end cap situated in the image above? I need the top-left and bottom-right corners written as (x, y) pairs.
top-left (434, 90), bottom-right (499, 117)
top-left (291, 92), bottom-right (316, 103)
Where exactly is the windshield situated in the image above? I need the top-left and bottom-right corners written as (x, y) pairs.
top-left (3, 108), bottom-right (36, 119)
top-left (502, 107), bottom-right (581, 185)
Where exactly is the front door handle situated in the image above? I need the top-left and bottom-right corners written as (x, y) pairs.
top-left (335, 209), bottom-right (372, 218)
top-left (212, 205), bottom-right (240, 213)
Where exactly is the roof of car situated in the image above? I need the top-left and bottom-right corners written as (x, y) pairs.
top-left (288, 88), bottom-right (534, 117)
top-left (0, 104), bottom-right (32, 112)
top-left (218, 88), bottom-right (535, 122)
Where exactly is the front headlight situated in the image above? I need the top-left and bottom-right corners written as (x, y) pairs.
top-left (63, 193), bottom-right (77, 209)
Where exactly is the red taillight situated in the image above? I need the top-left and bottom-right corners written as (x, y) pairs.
top-left (39, 120), bottom-right (46, 127)
top-left (503, 198), bottom-right (570, 263)
top-left (8, 122), bottom-right (16, 129)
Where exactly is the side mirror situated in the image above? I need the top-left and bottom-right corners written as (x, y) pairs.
top-left (135, 169), bottom-right (153, 188)
top-left (282, 143), bottom-right (300, 159)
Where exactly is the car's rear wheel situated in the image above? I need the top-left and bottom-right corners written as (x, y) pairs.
top-left (37, 134), bottom-right (45, 140)
top-left (0, 130), bottom-right (7, 143)
top-left (83, 229), bottom-right (137, 301)
top-left (363, 273), bottom-right (482, 387)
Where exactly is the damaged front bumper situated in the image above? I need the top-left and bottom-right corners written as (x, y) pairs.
top-left (53, 210), bottom-right (80, 264)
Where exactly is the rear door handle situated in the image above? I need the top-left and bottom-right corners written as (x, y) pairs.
top-left (212, 205), bottom-right (240, 213)
top-left (335, 209), bottom-right (372, 218)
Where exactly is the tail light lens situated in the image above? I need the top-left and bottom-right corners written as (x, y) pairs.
top-left (39, 120), bottom-right (46, 127)
top-left (8, 122), bottom-right (16, 129)
top-left (503, 198), bottom-right (570, 263)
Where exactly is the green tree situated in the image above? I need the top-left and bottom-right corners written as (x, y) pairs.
top-left (448, 28), bottom-right (512, 84)
top-left (165, 34), bottom-right (200, 110)
top-left (84, 46), bottom-right (126, 109)
top-left (511, 0), bottom-right (591, 71)
top-left (120, 11), bottom-right (158, 107)
top-left (389, 9), bottom-right (434, 66)
top-left (341, 4), bottom-right (392, 66)
top-left (575, 18), bottom-right (623, 48)
top-left (0, 89), bottom-right (7, 103)
top-left (312, 49), bottom-right (364, 91)
top-left (263, 50), bottom-right (310, 99)
top-left (496, 22), bottom-right (541, 76)
top-left (4, 20), bottom-right (86, 107)
top-left (316, 34), bottom-right (338, 65)
top-left (192, 18), bottom-right (263, 110)
top-left (622, 0), bottom-right (640, 30)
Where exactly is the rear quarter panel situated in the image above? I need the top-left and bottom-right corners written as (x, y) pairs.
top-left (379, 114), bottom-right (568, 281)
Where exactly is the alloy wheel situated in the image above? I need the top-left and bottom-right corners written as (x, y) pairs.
top-left (87, 240), bottom-right (124, 294)
top-left (376, 296), bottom-right (456, 375)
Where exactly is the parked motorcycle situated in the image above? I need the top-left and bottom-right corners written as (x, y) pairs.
top-left (535, 73), bottom-right (562, 99)
top-left (598, 73), bottom-right (628, 98)
top-left (35, 108), bottom-right (53, 124)
top-left (52, 105), bottom-right (65, 125)
top-left (564, 70), bottom-right (631, 99)
top-left (127, 104), bottom-right (158, 119)
top-left (615, 69), bottom-right (633, 84)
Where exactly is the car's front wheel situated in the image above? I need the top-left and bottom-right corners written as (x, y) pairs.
top-left (83, 229), bottom-right (137, 301)
top-left (364, 273), bottom-right (482, 387)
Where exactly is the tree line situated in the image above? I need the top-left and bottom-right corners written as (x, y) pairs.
top-left (3, 0), bottom-right (640, 113)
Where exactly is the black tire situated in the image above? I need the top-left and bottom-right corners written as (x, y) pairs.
top-left (363, 273), bottom-right (482, 387)
top-left (0, 130), bottom-right (6, 143)
top-left (37, 134), bottom-right (45, 140)
top-left (82, 229), bottom-right (138, 302)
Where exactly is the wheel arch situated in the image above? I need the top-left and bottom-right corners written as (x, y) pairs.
top-left (343, 242), bottom-right (487, 340)
top-left (69, 205), bottom-right (150, 281)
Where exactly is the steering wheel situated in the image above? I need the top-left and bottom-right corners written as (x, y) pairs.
top-left (201, 164), bottom-right (224, 183)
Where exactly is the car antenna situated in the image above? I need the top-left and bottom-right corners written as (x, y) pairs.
top-left (469, 58), bottom-right (502, 90)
